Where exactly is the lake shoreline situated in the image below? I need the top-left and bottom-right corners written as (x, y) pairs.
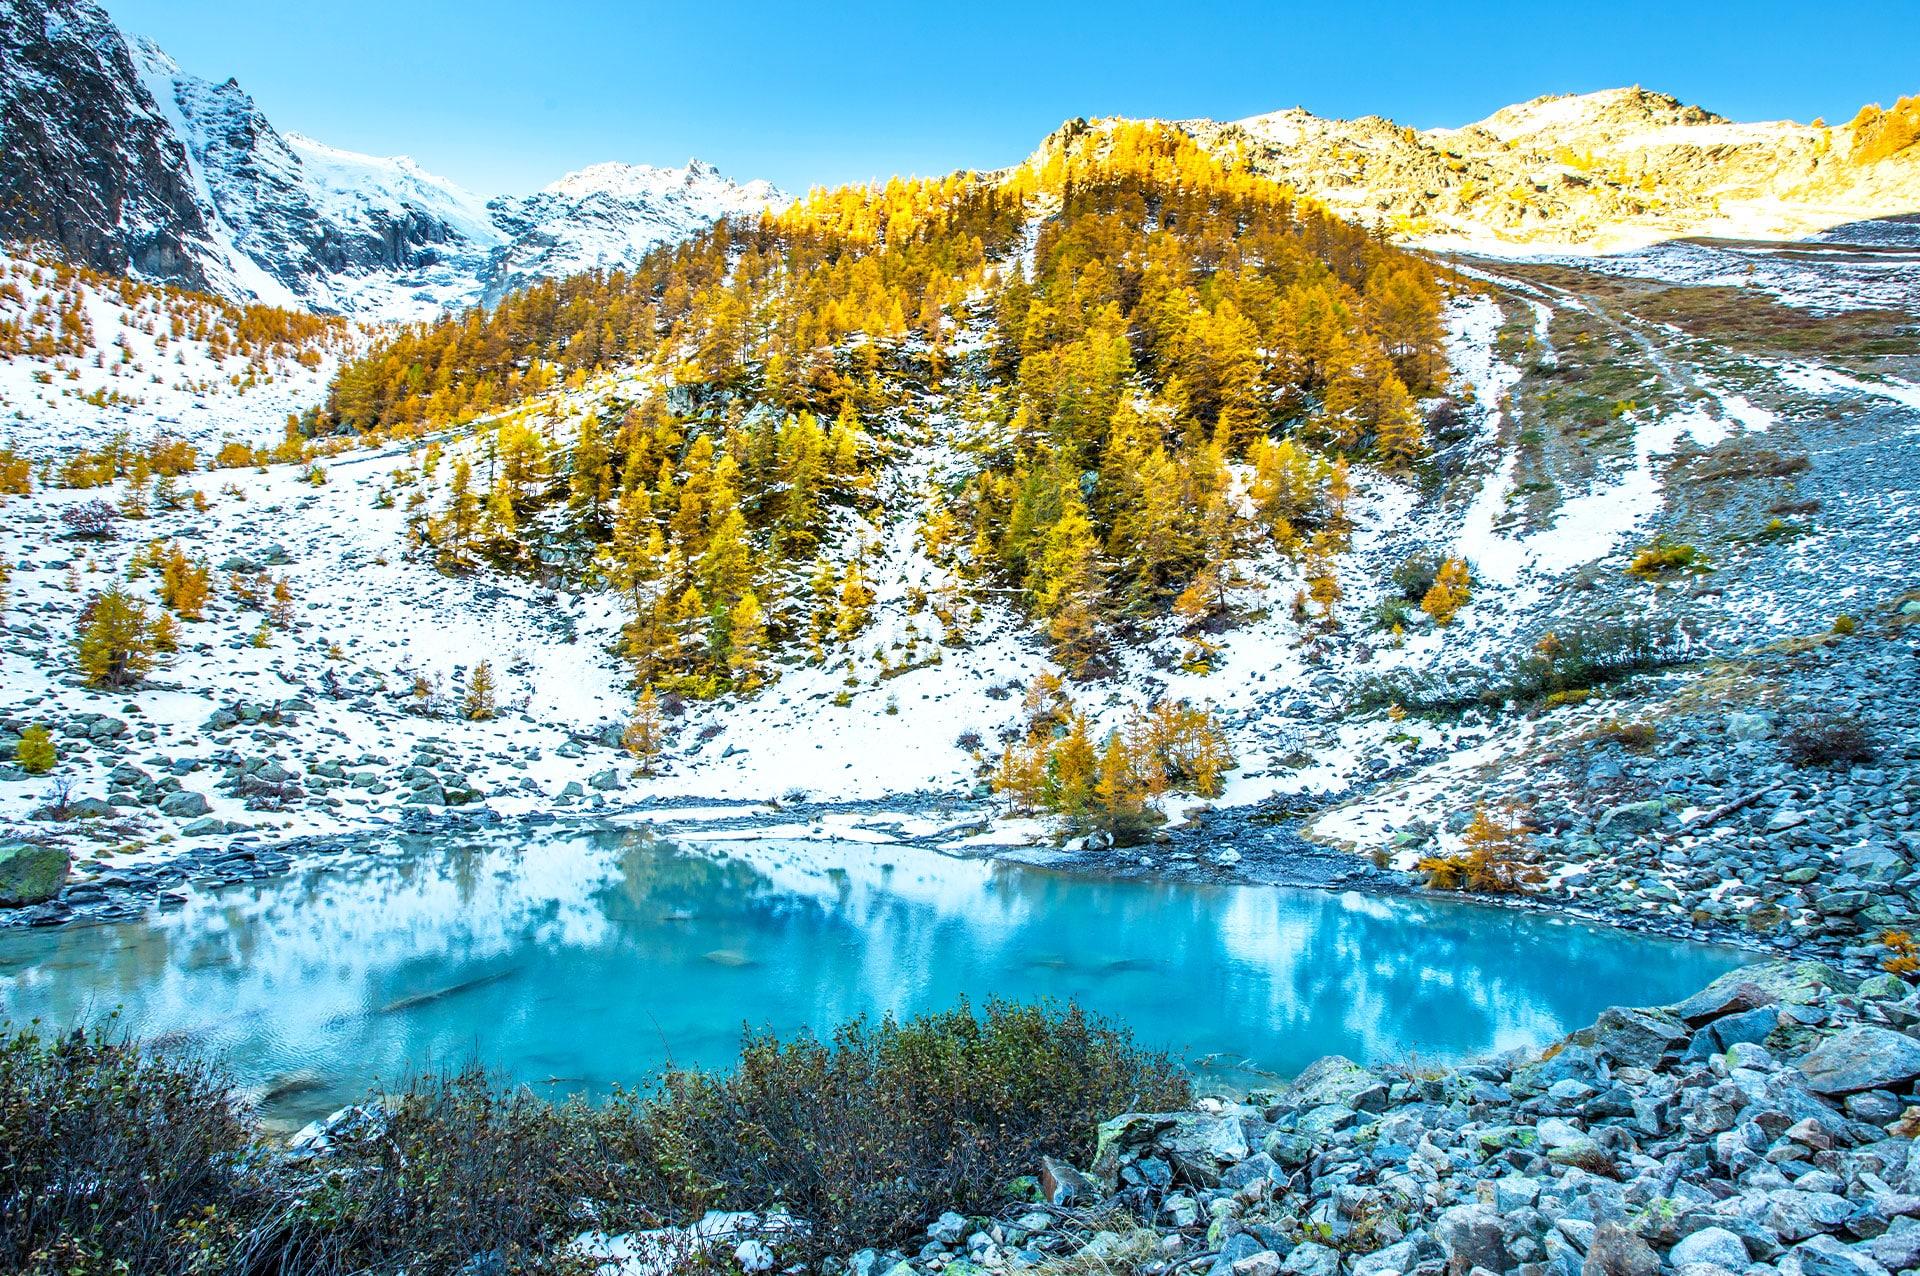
top-left (0, 791), bottom-right (1805, 978)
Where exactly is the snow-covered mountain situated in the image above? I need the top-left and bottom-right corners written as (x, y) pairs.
top-left (1188, 86), bottom-right (1920, 252)
top-left (0, 0), bottom-right (786, 319)
top-left (484, 160), bottom-right (784, 301)
top-left (0, 0), bottom-right (216, 286)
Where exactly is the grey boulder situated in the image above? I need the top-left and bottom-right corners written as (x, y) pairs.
top-left (1797, 1027), bottom-right (1920, 1096)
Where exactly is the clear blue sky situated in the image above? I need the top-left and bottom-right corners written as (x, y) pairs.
top-left (102, 0), bottom-right (1919, 197)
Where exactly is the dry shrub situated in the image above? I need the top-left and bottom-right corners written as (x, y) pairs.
top-left (0, 1026), bottom-right (261, 1275)
top-left (1586, 718), bottom-right (1658, 752)
top-left (1784, 713), bottom-right (1878, 767)
top-left (1685, 441), bottom-right (1810, 484)
top-left (623, 1000), bottom-right (1191, 1260)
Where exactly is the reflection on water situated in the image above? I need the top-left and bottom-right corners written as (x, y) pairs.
top-left (0, 826), bottom-right (1747, 1126)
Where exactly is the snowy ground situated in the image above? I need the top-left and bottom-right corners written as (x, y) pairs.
top-left (1511, 236), bottom-right (1920, 316)
top-left (3, 248), bottom-right (1915, 887)
top-left (0, 250), bottom-right (361, 455)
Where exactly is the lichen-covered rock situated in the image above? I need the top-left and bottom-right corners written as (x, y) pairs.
top-left (1288, 1054), bottom-right (1389, 1111)
top-left (1560, 1006), bottom-right (1689, 1069)
top-left (1585, 1223), bottom-right (1661, 1276)
top-left (0, 840), bottom-right (69, 906)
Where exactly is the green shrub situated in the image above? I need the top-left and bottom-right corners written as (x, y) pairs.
top-left (1388, 551), bottom-right (1441, 603)
top-left (623, 1000), bottom-right (1190, 1258)
top-left (1351, 617), bottom-right (1695, 715)
top-left (266, 1067), bottom-right (617, 1274)
top-left (0, 1001), bottom-right (1188, 1271)
top-left (1831, 614), bottom-right (1856, 636)
top-left (1587, 718), bottom-right (1658, 752)
top-left (1373, 595), bottom-right (1414, 632)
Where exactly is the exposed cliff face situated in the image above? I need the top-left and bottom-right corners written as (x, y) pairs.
top-left (1189, 87), bottom-right (1920, 252)
top-left (0, 0), bottom-right (218, 287)
top-left (0, 0), bottom-right (786, 317)
top-left (129, 40), bottom-right (497, 313)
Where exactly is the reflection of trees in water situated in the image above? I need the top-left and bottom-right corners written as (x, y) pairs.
top-left (0, 832), bottom-right (623, 1043)
top-left (0, 826), bottom-right (1743, 1103)
top-left (597, 835), bottom-right (1738, 1076)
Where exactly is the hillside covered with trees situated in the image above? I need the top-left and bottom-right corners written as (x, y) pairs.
top-left (322, 122), bottom-right (1449, 695)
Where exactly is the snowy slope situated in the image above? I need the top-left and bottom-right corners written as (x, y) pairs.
top-left (4, 250), bottom-right (1919, 881)
top-left (0, 249), bottom-right (359, 455)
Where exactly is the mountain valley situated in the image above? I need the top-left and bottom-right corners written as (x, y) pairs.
top-left (3, 1), bottom-right (1920, 1272)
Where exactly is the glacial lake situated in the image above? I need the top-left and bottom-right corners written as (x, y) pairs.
top-left (0, 825), bottom-right (1748, 1127)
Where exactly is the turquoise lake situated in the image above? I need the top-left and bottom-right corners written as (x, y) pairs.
top-left (0, 824), bottom-right (1749, 1126)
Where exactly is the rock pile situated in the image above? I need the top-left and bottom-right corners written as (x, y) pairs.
top-left (832, 962), bottom-right (1920, 1276)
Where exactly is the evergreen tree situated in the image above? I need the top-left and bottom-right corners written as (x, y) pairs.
top-left (1033, 489), bottom-right (1106, 676)
top-left (15, 723), bottom-right (55, 774)
top-left (76, 585), bottom-right (156, 688)
top-left (1047, 713), bottom-right (1098, 820)
top-left (151, 611), bottom-right (180, 653)
top-left (990, 739), bottom-right (1047, 815)
top-left (698, 508), bottom-right (753, 617)
top-left (1422, 557), bottom-right (1472, 625)
top-left (1249, 437), bottom-right (1325, 552)
top-left (1091, 730), bottom-right (1153, 839)
top-left (727, 591), bottom-right (768, 689)
top-left (485, 479), bottom-right (519, 549)
top-left (1371, 368), bottom-right (1425, 467)
top-left (269, 577), bottom-right (296, 630)
top-left (567, 411), bottom-right (614, 537)
top-left (159, 544), bottom-right (210, 620)
top-left (438, 457), bottom-right (482, 566)
top-left (1420, 802), bottom-right (1540, 893)
top-left (1305, 530), bottom-right (1343, 628)
top-left (835, 562), bottom-right (873, 644)
top-left (464, 660), bottom-right (497, 720)
top-left (807, 556), bottom-right (838, 657)
top-left (623, 684), bottom-right (666, 775)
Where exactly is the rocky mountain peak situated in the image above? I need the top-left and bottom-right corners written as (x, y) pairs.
top-left (0, 0), bottom-right (785, 317)
top-left (1206, 84), bottom-right (1918, 251)
top-left (1464, 86), bottom-right (1726, 147)
top-left (0, 0), bottom-right (217, 287)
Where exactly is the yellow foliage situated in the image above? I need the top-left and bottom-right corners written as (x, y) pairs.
top-left (1421, 557), bottom-right (1472, 626)
top-left (1882, 930), bottom-right (1920, 977)
top-left (1418, 803), bottom-right (1540, 894)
